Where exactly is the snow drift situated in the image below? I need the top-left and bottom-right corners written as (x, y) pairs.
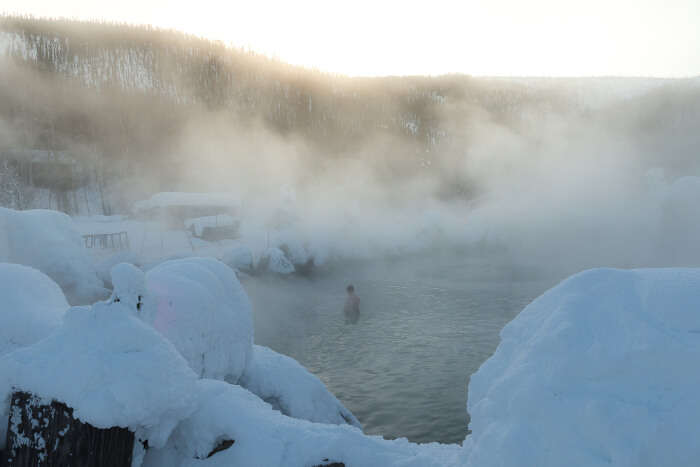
top-left (144, 257), bottom-right (254, 382)
top-left (462, 268), bottom-right (700, 467)
top-left (240, 345), bottom-right (361, 428)
top-left (0, 207), bottom-right (107, 304)
top-left (0, 263), bottom-right (68, 356)
top-left (143, 379), bottom-right (461, 467)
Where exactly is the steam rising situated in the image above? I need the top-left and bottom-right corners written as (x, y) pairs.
top-left (1, 18), bottom-right (700, 275)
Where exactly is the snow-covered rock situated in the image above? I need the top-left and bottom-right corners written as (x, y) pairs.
top-left (143, 379), bottom-right (462, 467)
top-left (240, 345), bottom-right (361, 428)
top-left (0, 208), bottom-right (107, 304)
top-left (259, 247), bottom-right (295, 274)
top-left (462, 268), bottom-right (700, 467)
top-left (144, 257), bottom-right (254, 382)
top-left (96, 250), bottom-right (143, 288)
top-left (0, 263), bottom-right (68, 356)
top-left (221, 244), bottom-right (254, 272)
top-left (0, 298), bottom-right (199, 451)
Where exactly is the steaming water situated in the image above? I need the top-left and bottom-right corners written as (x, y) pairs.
top-left (243, 252), bottom-right (557, 444)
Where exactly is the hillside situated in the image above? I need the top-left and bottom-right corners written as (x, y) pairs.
top-left (0, 16), bottom-right (698, 214)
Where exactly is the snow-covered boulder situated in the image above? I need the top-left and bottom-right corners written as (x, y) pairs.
top-left (96, 250), bottom-right (143, 288)
top-left (143, 379), bottom-right (461, 467)
top-left (258, 247), bottom-right (295, 275)
top-left (462, 268), bottom-right (700, 467)
top-left (0, 263), bottom-right (68, 356)
top-left (0, 297), bottom-right (199, 451)
top-left (0, 207), bottom-right (107, 304)
top-left (221, 244), bottom-right (254, 272)
top-left (239, 345), bottom-right (361, 428)
top-left (144, 257), bottom-right (254, 382)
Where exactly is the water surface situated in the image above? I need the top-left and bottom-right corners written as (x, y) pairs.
top-left (243, 252), bottom-right (557, 444)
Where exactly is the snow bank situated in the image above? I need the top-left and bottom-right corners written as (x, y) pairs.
top-left (143, 379), bottom-right (461, 467)
top-left (240, 345), bottom-right (361, 428)
top-left (0, 263), bottom-right (68, 356)
top-left (0, 299), bottom-right (198, 451)
top-left (0, 208), bottom-right (107, 304)
top-left (144, 257), bottom-right (253, 381)
top-left (462, 268), bottom-right (700, 467)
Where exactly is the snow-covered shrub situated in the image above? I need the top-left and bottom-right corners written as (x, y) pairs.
top-left (0, 263), bottom-right (68, 356)
top-left (144, 257), bottom-right (253, 382)
top-left (462, 268), bottom-right (700, 467)
top-left (258, 247), bottom-right (295, 274)
top-left (240, 345), bottom-right (361, 428)
top-left (0, 207), bottom-right (107, 304)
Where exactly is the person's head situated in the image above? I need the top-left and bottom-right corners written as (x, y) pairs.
top-left (346, 284), bottom-right (355, 294)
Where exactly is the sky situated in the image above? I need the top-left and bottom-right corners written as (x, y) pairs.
top-left (2, 0), bottom-right (699, 77)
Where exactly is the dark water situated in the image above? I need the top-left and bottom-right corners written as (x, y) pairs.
top-left (243, 252), bottom-right (557, 444)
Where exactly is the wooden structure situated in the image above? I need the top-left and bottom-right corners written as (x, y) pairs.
top-left (3, 391), bottom-right (134, 467)
top-left (82, 232), bottom-right (130, 250)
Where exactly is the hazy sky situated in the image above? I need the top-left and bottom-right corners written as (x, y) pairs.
top-left (3, 0), bottom-right (699, 77)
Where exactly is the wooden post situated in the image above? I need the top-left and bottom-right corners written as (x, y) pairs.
top-left (3, 391), bottom-right (134, 467)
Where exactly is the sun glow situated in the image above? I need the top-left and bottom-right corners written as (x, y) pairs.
top-left (3, 0), bottom-right (700, 77)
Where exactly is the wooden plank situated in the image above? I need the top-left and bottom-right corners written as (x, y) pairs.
top-left (4, 391), bottom-right (134, 467)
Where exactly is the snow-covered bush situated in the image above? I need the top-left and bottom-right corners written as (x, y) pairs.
top-left (0, 296), bottom-right (199, 452)
top-left (144, 257), bottom-right (254, 382)
top-left (462, 268), bottom-right (700, 467)
top-left (240, 345), bottom-right (361, 428)
top-left (0, 207), bottom-right (107, 304)
top-left (258, 247), bottom-right (295, 274)
top-left (0, 263), bottom-right (68, 356)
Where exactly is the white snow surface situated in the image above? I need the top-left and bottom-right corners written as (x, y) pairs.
top-left (0, 208), bottom-right (107, 304)
top-left (0, 300), bottom-right (198, 450)
top-left (240, 345), bottom-right (361, 428)
top-left (462, 268), bottom-right (700, 467)
top-left (0, 263), bottom-right (68, 356)
top-left (143, 379), bottom-right (462, 467)
top-left (144, 257), bottom-right (254, 382)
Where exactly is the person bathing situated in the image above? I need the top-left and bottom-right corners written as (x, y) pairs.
top-left (344, 284), bottom-right (360, 324)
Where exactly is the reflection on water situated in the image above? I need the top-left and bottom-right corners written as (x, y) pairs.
top-left (242, 252), bottom-right (557, 444)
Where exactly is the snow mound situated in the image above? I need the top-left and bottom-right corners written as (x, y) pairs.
top-left (0, 300), bottom-right (198, 450)
top-left (143, 379), bottom-right (462, 467)
top-left (96, 250), bottom-right (143, 288)
top-left (462, 268), bottom-right (700, 467)
top-left (220, 244), bottom-right (254, 272)
top-left (240, 345), bottom-right (361, 428)
top-left (259, 247), bottom-right (295, 274)
top-left (144, 257), bottom-right (253, 382)
top-left (0, 263), bottom-right (68, 356)
top-left (0, 208), bottom-right (107, 304)
top-left (111, 262), bottom-right (146, 311)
